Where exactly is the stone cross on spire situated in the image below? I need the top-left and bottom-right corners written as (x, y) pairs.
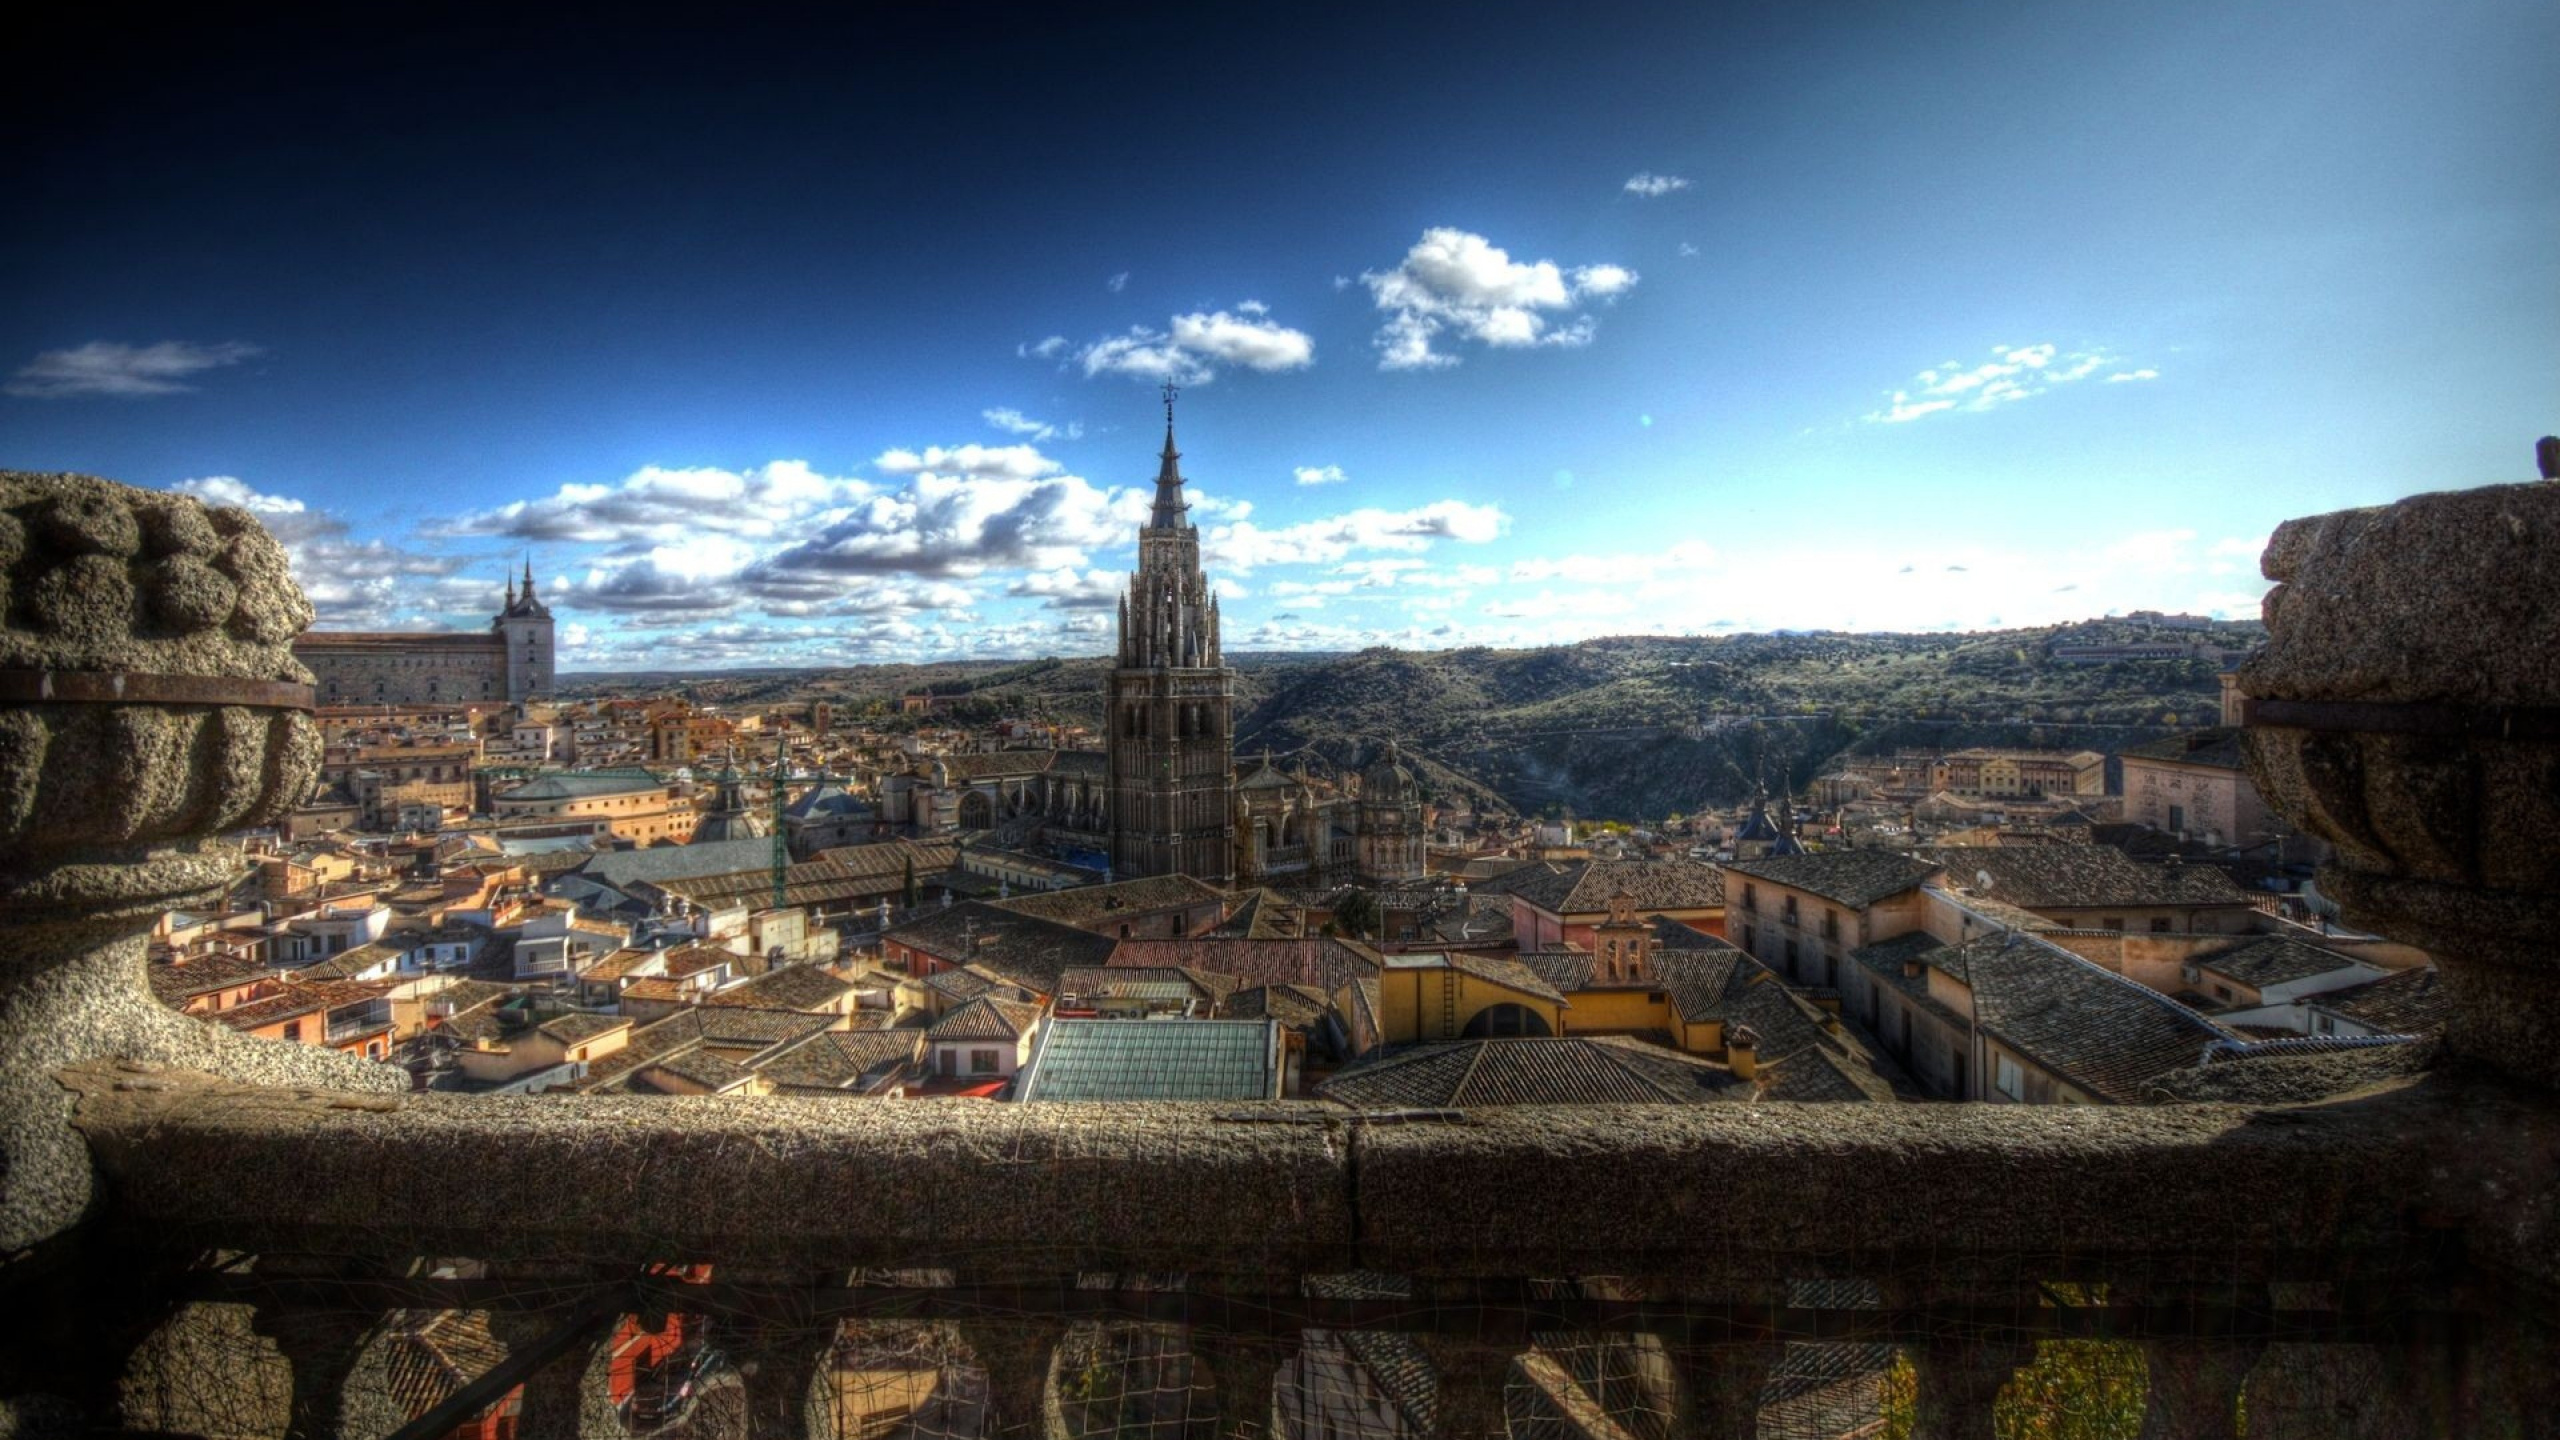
top-left (1148, 377), bottom-right (1190, 531)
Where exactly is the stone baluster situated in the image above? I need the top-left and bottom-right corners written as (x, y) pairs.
top-left (957, 1317), bottom-right (1065, 1440)
top-left (1671, 1342), bottom-right (1777, 1440)
top-left (732, 1318), bottom-right (839, 1440)
top-left (487, 1307), bottom-right (622, 1440)
top-left (1190, 1328), bottom-right (1287, 1440)
top-left (2133, 1284), bottom-right (2267, 1440)
top-left (0, 471), bottom-right (403, 1264)
top-left (250, 1304), bottom-right (381, 1440)
top-left (1903, 1337), bottom-right (2026, 1440)
top-left (1420, 1337), bottom-right (1520, 1440)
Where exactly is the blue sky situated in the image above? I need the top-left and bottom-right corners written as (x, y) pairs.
top-left (4, 0), bottom-right (2553, 670)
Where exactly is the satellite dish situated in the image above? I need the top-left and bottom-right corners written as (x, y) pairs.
top-left (1976, 869), bottom-right (1995, 892)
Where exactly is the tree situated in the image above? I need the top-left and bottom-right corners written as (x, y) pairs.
top-left (1333, 888), bottom-right (1380, 940)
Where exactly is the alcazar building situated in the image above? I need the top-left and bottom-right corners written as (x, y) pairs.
top-left (295, 562), bottom-right (555, 707)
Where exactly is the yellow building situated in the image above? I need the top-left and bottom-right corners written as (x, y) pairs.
top-left (1366, 952), bottom-right (1567, 1043)
top-left (492, 769), bottom-right (693, 845)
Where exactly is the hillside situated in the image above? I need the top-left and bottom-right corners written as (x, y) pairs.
top-left (562, 617), bottom-right (2260, 820)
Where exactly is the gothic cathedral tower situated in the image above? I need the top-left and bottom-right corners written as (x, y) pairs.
top-left (496, 558), bottom-right (555, 702)
top-left (1106, 386), bottom-right (1236, 884)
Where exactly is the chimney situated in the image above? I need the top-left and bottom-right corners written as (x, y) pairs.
top-left (1726, 1025), bottom-right (1759, 1082)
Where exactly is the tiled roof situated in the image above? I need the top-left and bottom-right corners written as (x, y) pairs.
top-left (640, 1046), bottom-right (757, 1093)
top-left (1482, 859), bottom-right (1726, 915)
top-left (759, 1029), bottom-right (920, 1091)
top-left (926, 995), bottom-right (1044, 1043)
top-left (1212, 889), bottom-right (1306, 939)
top-left (1319, 1035), bottom-right (1741, 1107)
top-left (148, 952), bottom-right (275, 1005)
top-left (1380, 951), bottom-right (1569, 1005)
top-left (1016, 1018), bottom-right (1282, 1101)
top-left (499, 771), bottom-right (666, 801)
top-left (1054, 965), bottom-right (1224, 1005)
top-left (1107, 937), bottom-right (1383, 991)
top-left (694, 1006), bottom-right (839, 1051)
top-left (2119, 727), bottom-right (2247, 770)
top-left (1721, 852), bottom-right (1943, 909)
top-left (889, 903), bottom-right (1119, 995)
top-left (1941, 932), bottom-right (2235, 1102)
top-left (817, 838), bottom-right (960, 881)
top-left (993, 874), bottom-right (1227, 927)
top-left (1225, 983), bottom-right (1335, 1031)
top-left (2191, 937), bottom-right (2369, 989)
top-left (2311, 966), bottom-right (2449, 1034)
top-left (1923, 845), bottom-right (2249, 910)
top-left (535, 1012), bottom-right (629, 1044)
top-left (577, 838), bottom-right (775, 889)
top-left (704, 963), bottom-right (854, 1012)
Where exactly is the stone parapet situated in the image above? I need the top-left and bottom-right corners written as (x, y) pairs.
top-left (2241, 469), bottom-right (2560, 1087)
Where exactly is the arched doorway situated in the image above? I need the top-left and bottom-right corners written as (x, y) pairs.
top-left (1461, 1004), bottom-right (1552, 1038)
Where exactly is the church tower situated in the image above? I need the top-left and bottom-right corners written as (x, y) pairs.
top-left (495, 558), bottom-right (555, 703)
top-left (1106, 384), bottom-right (1236, 884)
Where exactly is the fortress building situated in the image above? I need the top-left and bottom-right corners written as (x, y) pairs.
top-left (295, 561), bottom-right (555, 707)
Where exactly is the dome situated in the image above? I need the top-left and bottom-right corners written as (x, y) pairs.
top-left (1362, 742), bottom-right (1419, 806)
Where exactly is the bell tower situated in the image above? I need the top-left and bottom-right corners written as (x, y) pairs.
top-left (1105, 383), bottom-right (1236, 883)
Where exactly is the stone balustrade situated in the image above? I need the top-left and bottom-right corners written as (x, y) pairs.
top-left (0, 458), bottom-right (2553, 1439)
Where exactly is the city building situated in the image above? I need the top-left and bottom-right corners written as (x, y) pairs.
top-left (1106, 390), bottom-right (1237, 884)
top-left (294, 561), bottom-right (555, 706)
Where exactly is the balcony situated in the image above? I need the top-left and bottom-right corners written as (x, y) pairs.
top-left (1, 468), bottom-right (2557, 1436)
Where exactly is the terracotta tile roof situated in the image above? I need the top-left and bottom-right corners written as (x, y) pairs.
top-left (889, 903), bottom-right (1118, 995)
top-left (992, 874), bottom-right (1226, 927)
top-left (2191, 937), bottom-right (2370, 989)
top-left (1107, 937), bottom-right (1383, 991)
top-left (759, 1029), bottom-right (921, 1092)
top-left (1379, 951), bottom-right (1569, 1005)
top-left (2311, 966), bottom-right (2450, 1034)
top-left (1722, 852), bottom-right (1943, 909)
top-left (2119, 727), bottom-right (2248, 770)
top-left (1476, 859), bottom-right (1726, 915)
top-left (926, 995), bottom-right (1044, 1043)
top-left (1923, 845), bottom-right (2250, 910)
top-left (1054, 965), bottom-right (1226, 1006)
top-left (1935, 932), bottom-right (2236, 1102)
top-left (703, 963), bottom-right (854, 1012)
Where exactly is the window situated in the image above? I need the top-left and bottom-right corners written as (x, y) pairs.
top-left (2168, 804), bottom-right (2187, 833)
top-left (1782, 896), bottom-right (1799, 925)
top-left (2102, 917), bottom-right (2125, 932)
top-left (1742, 925), bottom-right (1757, 955)
top-left (282, 1020), bottom-right (303, 1043)
top-left (970, 1048), bottom-right (1001, 1075)
top-left (1784, 938), bottom-right (1799, 975)
top-left (1742, 883), bottom-right (1758, 913)
top-left (1823, 910), bottom-right (1839, 940)
top-left (1994, 1053), bottom-right (2023, 1100)
top-left (2150, 918), bottom-right (2173, 933)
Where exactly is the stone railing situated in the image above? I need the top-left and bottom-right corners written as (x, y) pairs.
top-left (0, 464), bottom-right (2555, 1439)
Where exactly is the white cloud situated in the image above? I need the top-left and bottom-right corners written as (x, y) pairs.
top-left (447, 460), bottom-right (869, 547)
top-left (174, 476), bottom-right (472, 630)
top-left (1019, 336), bottom-right (1068, 360)
top-left (1866, 343), bottom-right (2144, 423)
top-left (1623, 172), bottom-right (1691, 198)
top-left (2107, 368), bottom-right (2161, 383)
top-left (1293, 464), bottom-right (1348, 487)
top-left (11, 340), bottom-right (262, 399)
top-left (1053, 306), bottom-right (1316, 386)
top-left (1360, 228), bottom-right (1638, 370)
top-left (1006, 567), bottom-right (1123, 611)
top-left (874, 443), bottom-right (1059, 481)
top-left (1107, 271), bottom-right (1130, 293)
top-left (982, 406), bottom-right (1081, 441)
top-left (1677, 242), bottom-right (1700, 258)
top-left (1204, 500), bottom-right (1508, 573)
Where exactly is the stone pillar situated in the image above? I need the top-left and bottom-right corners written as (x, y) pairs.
top-left (1672, 1343), bottom-right (1777, 1440)
top-left (1904, 1339), bottom-right (2026, 1440)
top-left (2135, 1337), bottom-right (2260, 1439)
top-left (957, 1318), bottom-right (1064, 1440)
top-left (0, 473), bottom-right (404, 1263)
top-left (1191, 1329), bottom-right (1287, 1440)
top-left (250, 1305), bottom-right (379, 1440)
top-left (2239, 471), bottom-right (2560, 1089)
top-left (732, 1318), bottom-right (840, 1440)
top-left (1420, 1337), bottom-right (1520, 1440)
top-left (487, 1309), bottom-right (621, 1440)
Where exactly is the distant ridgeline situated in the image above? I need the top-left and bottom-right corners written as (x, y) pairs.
top-left (561, 618), bottom-right (2260, 818)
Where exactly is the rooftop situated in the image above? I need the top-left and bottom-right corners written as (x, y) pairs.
top-left (1017, 1018), bottom-right (1282, 1101)
top-left (1721, 851), bottom-right (1943, 909)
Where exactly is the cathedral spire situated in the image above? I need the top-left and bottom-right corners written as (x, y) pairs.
top-left (1148, 378), bottom-right (1189, 531)
top-left (521, 556), bottom-right (537, 599)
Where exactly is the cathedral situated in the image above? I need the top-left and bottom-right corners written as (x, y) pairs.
top-left (1106, 389), bottom-right (1239, 883)
top-left (1101, 390), bottom-right (1427, 889)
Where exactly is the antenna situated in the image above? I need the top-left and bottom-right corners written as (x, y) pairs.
top-left (1161, 377), bottom-right (1180, 425)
